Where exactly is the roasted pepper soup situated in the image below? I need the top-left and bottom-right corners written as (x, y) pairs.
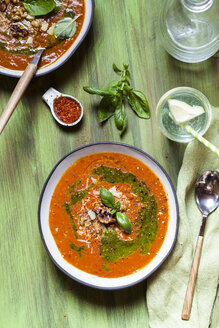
top-left (0, 0), bottom-right (85, 71)
top-left (49, 153), bottom-right (169, 278)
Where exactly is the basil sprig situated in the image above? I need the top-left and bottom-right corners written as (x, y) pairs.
top-left (99, 187), bottom-right (120, 210)
top-left (23, 0), bottom-right (56, 16)
top-left (99, 187), bottom-right (132, 234)
top-left (83, 63), bottom-right (150, 135)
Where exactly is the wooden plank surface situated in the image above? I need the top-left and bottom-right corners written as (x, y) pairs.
top-left (0, 1), bottom-right (218, 327)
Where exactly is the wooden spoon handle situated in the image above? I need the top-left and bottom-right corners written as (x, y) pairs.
top-left (0, 63), bottom-right (37, 135)
top-left (181, 235), bottom-right (203, 320)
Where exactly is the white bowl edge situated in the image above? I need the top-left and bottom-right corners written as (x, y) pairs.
top-left (38, 143), bottom-right (179, 290)
top-left (0, 0), bottom-right (94, 78)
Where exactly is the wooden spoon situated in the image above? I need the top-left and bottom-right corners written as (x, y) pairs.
top-left (0, 49), bottom-right (44, 135)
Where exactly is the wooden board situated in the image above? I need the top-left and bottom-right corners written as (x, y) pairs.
top-left (0, 1), bottom-right (218, 327)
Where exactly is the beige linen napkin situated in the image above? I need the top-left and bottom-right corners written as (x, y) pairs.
top-left (147, 107), bottom-right (219, 328)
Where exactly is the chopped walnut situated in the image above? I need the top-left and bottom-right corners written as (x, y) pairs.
top-left (31, 20), bottom-right (40, 28)
top-left (10, 23), bottom-right (29, 37)
top-left (10, 5), bottom-right (27, 21)
top-left (0, 0), bottom-right (7, 12)
top-left (95, 207), bottom-right (116, 224)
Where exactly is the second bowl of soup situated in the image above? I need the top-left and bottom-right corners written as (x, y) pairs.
top-left (38, 143), bottom-right (179, 289)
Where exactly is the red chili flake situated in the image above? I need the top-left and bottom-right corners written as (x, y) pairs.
top-left (54, 96), bottom-right (81, 124)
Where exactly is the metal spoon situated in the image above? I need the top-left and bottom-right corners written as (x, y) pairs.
top-left (182, 170), bottom-right (219, 320)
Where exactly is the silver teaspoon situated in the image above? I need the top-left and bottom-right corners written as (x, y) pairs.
top-left (182, 170), bottom-right (219, 320)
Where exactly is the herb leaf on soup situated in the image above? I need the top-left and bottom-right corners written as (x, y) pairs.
top-left (99, 187), bottom-right (115, 208)
top-left (23, 0), bottom-right (56, 16)
top-left (54, 16), bottom-right (81, 39)
top-left (116, 212), bottom-right (132, 234)
top-left (99, 187), bottom-right (132, 233)
top-left (49, 152), bottom-right (169, 276)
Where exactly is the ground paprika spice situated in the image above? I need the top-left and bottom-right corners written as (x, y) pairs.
top-left (54, 96), bottom-right (82, 124)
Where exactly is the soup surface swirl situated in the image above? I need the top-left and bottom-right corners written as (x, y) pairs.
top-left (49, 153), bottom-right (169, 278)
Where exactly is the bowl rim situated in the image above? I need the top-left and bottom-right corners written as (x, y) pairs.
top-left (38, 142), bottom-right (179, 290)
top-left (0, 0), bottom-right (95, 78)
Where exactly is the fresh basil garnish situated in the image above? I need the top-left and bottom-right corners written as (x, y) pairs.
top-left (112, 63), bottom-right (121, 73)
top-left (128, 90), bottom-right (150, 119)
top-left (105, 80), bottom-right (120, 95)
top-left (54, 16), bottom-right (81, 39)
top-left (99, 187), bottom-right (131, 234)
top-left (116, 212), bottom-right (132, 234)
top-left (23, 0), bottom-right (56, 16)
top-left (83, 87), bottom-right (115, 97)
top-left (110, 202), bottom-right (120, 215)
top-left (114, 102), bottom-right (127, 135)
top-left (99, 187), bottom-right (115, 208)
top-left (114, 201), bottom-right (121, 211)
top-left (83, 63), bottom-right (150, 135)
top-left (98, 97), bottom-right (115, 123)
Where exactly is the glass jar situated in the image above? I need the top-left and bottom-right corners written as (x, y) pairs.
top-left (156, 87), bottom-right (212, 143)
top-left (160, 0), bottom-right (219, 63)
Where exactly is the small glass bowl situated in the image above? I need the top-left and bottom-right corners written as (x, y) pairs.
top-left (156, 87), bottom-right (212, 143)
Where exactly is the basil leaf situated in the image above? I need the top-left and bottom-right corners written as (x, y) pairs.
top-left (23, 0), bottom-right (56, 16)
top-left (120, 114), bottom-right (127, 135)
top-left (114, 102), bottom-right (127, 135)
top-left (114, 201), bottom-right (120, 211)
top-left (105, 80), bottom-right (120, 95)
top-left (99, 187), bottom-right (115, 208)
top-left (126, 69), bottom-right (131, 78)
top-left (114, 100), bottom-right (124, 129)
top-left (128, 90), bottom-right (150, 119)
top-left (113, 63), bottom-right (121, 73)
top-left (54, 17), bottom-right (80, 39)
top-left (116, 212), bottom-right (132, 234)
top-left (111, 201), bottom-right (120, 214)
top-left (98, 96), bottom-right (115, 123)
top-left (83, 86), bottom-right (115, 96)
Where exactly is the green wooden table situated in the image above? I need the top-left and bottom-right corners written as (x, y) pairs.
top-left (0, 1), bottom-right (218, 327)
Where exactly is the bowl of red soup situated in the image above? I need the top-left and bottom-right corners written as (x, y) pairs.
top-left (0, 0), bottom-right (94, 77)
top-left (38, 143), bottom-right (179, 289)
